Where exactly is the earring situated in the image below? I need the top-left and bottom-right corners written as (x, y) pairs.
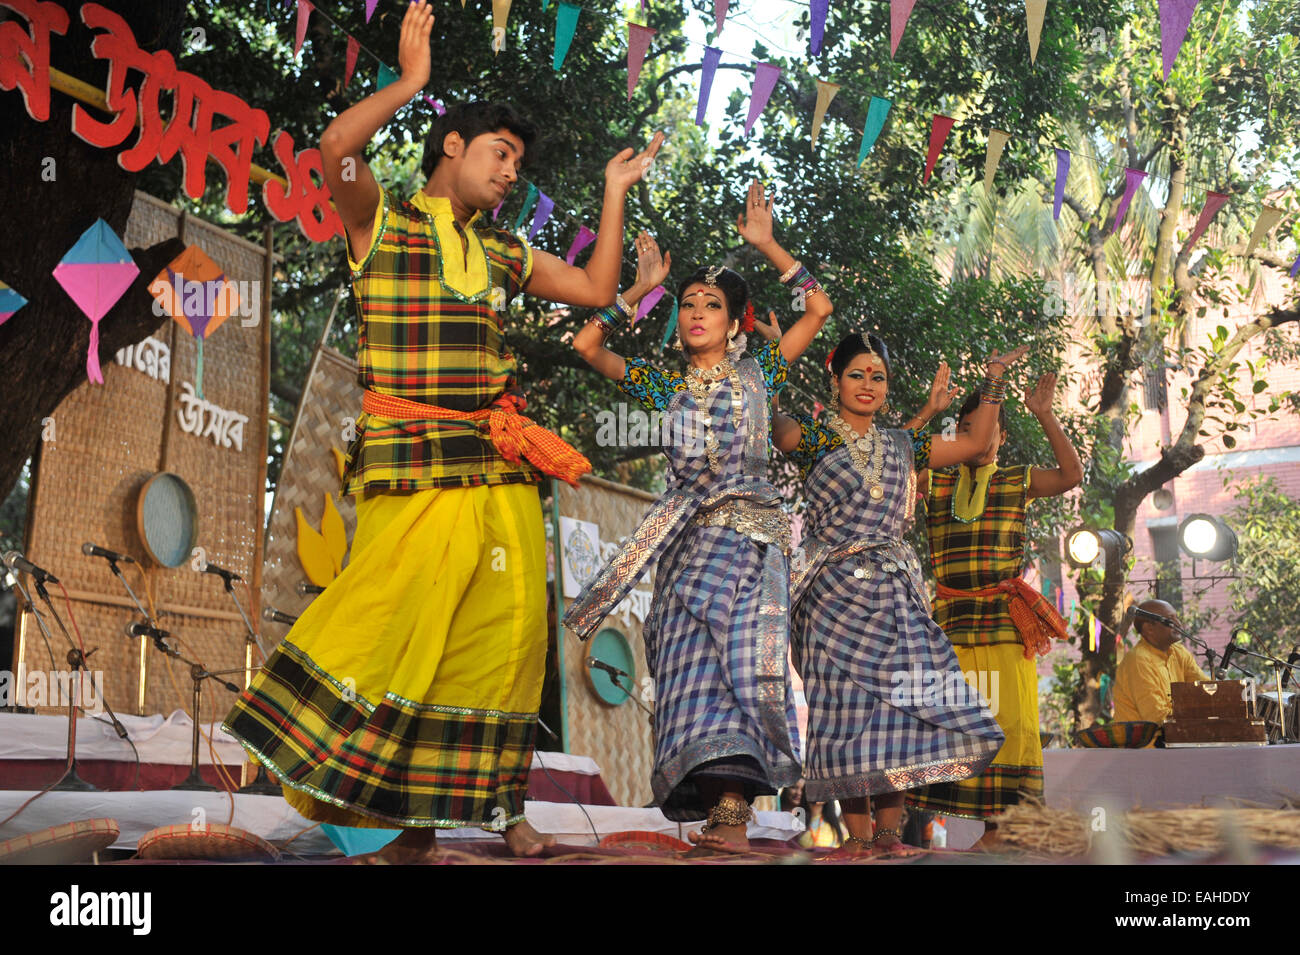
top-left (829, 378), bottom-right (840, 404)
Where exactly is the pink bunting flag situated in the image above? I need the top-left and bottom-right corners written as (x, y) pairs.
top-left (528, 191), bottom-right (555, 240)
top-left (294, 0), bottom-right (314, 60)
top-left (364, 0), bottom-right (378, 23)
top-left (344, 36), bottom-right (360, 89)
top-left (744, 63), bottom-right (781, 135)
top-left (714, 0), bottom-right (728, 34)
top-left (635, 285), bottom-right (667, 324)
top-left (627, 24), bottom-right (656, 101)
top-left (493, 200), bottom-right (504, 221)
top-left (1110, 168), bottom-right (1147, 234)
top-left (1159, 0), bottom-right (1200, 81)
top-left (922, 114), bottom-right (955, 184)
top-left (890, 0), bottom-right (917, 57)
top-left (423, 95), bottom-right (446, 116)
top-left (1185, 190), bottom-right (1229, 251)
top-left (564, 225), bottom-right (597, 265)
top-left (696, 46), bottom-right (722, 126)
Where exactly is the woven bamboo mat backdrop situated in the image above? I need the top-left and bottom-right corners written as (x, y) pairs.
top-left (20, 192), bottom-right (270, 719)
top-left (260, 345), bottom-right (359, 641)
top-left (557, 476), bottom-right (658, 809)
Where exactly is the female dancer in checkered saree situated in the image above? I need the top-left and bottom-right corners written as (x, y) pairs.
top-left (564, 182), bottom-right (832, 853)
top-left (772, 333), bottom-right (1027, 857)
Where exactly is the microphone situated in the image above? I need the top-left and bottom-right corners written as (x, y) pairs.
top-left (263, 607), bottom-right (299, 626)
top-left (3, 551), bottom-right (59, 584)
top-left (83, 542), bottom-right (135, 563)
top-left (1219, 642), bottom-right (1236, 676)
top-left (1133, 606), bottom-right (1187, 635)
top-left (296, 582), bottom-right (325, 596)
top-left (125, 622), bottom-right (170, 641)
top-left (587, 656), bottom-right (632, 680)
top-left (202, 562), bottom-right (243, 583)
top-left (1281, 648), bottom-right (1300, 691)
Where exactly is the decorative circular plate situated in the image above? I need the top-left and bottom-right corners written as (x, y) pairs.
top-left (136, 823), bottom-right (279, 861)
top-left (136, 472), bottom-right (199, 567)
top-left (0, 818), bottom-right (119, 865)
top-left (1073, 720), bottom-right (1160, 749)
top-left (584, 628), bottom-right (636, 706)
top-left (598, 830), bottom-right (692, 854)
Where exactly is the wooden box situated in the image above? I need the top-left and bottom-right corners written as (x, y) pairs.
top-left (1169, 680), bottom-right (1255, 720)
top-left (1163, 717), bottom-right (1268, 747)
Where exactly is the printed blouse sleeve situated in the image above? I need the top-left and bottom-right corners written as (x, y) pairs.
top-left (905, 427), bottom-right (932, 472)
top-left (619, 357), bottom-right (685, 413)
top-left (752, 339), bottom-right (790, 396)
top-left (787, 413), bottom-right (835, 478)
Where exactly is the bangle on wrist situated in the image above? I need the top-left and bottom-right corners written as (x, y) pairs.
top-left (980, 375), bottom-right (1008, 404)
top-left (590, 304), bottom-right (624, 335)
top-left (778, 260), bottom-right (802, 284)
top-left (615, 294), bottom-right (634, 318)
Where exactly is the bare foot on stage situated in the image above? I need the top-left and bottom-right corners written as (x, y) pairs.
top-left (825, 837), bottom-right (872, 860)
top-left (357, 828), bottom-right (438, 864)
top-left (503, 818), bottom-right (555, 857)
top-left (972, 825), bottom-right (1003, 851)
top-left (870, 831), bottom-right (923, 859)
top-left (684, 822), bottom-right (749, 856)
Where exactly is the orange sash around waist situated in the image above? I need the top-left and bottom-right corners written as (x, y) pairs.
top-left (362, 389), bottom-right (591, 488)
top-left (935, 578), bottom-right (1069, 659)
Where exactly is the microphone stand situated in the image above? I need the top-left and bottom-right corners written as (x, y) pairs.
top-left (209, 573), bottom-right (279, 795)
top-left (1226, 645), bottom-right (1300, 744)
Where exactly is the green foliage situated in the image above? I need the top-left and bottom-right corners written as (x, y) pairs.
top-left (1225, 477), bottom-right (1300, 658)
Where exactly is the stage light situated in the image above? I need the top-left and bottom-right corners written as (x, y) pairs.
top-left (1177, 513), bottom-right (1237, 562)
top-left (1065, 527), bottom-right (1129, 569)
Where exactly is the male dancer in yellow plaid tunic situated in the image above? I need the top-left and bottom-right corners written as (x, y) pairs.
top-left (223, 1), bottom-right (660, 860)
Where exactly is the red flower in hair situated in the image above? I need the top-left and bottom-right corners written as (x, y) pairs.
top-left (742, 301), bottom-right (755, 333)
top-left (824, 352), bottom-right (834, 372)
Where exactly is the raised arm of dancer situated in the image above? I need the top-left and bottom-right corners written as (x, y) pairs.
top-left (927, 346), bottom-right (1030, 469)
top-left (572, 230), bottom-right (672, 382)
top-left (527, 133), bottom-right (665, 308)
top-left (320, 1), bottom-right (433, 263)
top-left (901, 362), bottom-right (959, 432)
top-left (772, 411), bottom-right (801, 454)
top-left (736, 180), bottom-right (833, 364)
top-left (1023, 372), bottom-right (1084, 498)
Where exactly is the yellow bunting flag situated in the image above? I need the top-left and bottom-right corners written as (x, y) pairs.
top-left (983, 128), bottom-right (1011, 194)
top-left (1245, 204), bottom-right (1283, 255)
top-left (1025, 0), bottom-right (1047, 65)
top-left (491, 0), bottom-right (512, 55)
top-left (811, 80), bottom-right (841, 149)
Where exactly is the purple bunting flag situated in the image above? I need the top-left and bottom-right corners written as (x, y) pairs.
top-left (744, 63), bottom-right (781, 135)
top-left (809, 0), bottom-right (830, 55)
top-left (1186, 190), bottom-right (1229, 252)
top-left (1159, 0), bottom-right (1200, 81)
top-left (529, 191), bottom-right (555, 240)
top-left (1111, 168), bottom-right (1148, 234)
top-left (696, 46), bottom-right (722, 126)
top-left (635, 285), bottom-right (667, 324)
top-left (1053, 148), bottom-right (1070, 219)
top-left (565, 225), bottom-right (597, 265)
top-left (627, 24), bottom-right (656, 101)
top-left (1290, 254), bottom-right (1300, 280)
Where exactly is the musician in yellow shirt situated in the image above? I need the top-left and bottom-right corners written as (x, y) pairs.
top-left (1113, 600), bottom-right (1209, 727)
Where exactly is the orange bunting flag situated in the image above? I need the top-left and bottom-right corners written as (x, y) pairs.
top-left (811, 80), bottom-right (840, 149)
top-left (983, 129), bottom-right (1011, 193)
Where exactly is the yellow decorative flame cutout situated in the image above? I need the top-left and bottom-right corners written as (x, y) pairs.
top-left (295, 506), bottom-right (336, 587)
top-left (320, 491), bottom-right (347, 577)
top-left (330, 447), bottom-right (346, 483)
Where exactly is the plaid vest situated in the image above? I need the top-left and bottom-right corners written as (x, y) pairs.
top-left (342, 188), bottom-right (538, 493)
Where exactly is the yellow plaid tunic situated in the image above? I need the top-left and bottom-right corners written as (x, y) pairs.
top-left (342, 188), bottom-right (538, 493)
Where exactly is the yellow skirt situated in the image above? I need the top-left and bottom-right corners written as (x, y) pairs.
top-left (907, 642), bottom-right (1043, 819)
top-left (222, 483), bottom-right (548, 829)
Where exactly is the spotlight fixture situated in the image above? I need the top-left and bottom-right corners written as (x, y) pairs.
top-left (1177, 513), bottom-right (1237, 563)
top-left (1065, 527), bottom-right (1129, 570)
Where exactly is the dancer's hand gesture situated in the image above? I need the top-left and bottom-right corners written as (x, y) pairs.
top-left (629, 231), bottom-right (672, 295)
top-left (752, 310), bottom-right (782, 343)
top-left (397, 0), bottom-right (435, 90)
top-left (985, 344), bottom-right (1029, 376)
top-left (736, 179), bottom-right (775, 248)
top-left (1024, 372), bottom-right (1058, 418)
top-left (922, 362), bottom-right (960, 416)
top-left (605, 132), bottom-right (665, 195)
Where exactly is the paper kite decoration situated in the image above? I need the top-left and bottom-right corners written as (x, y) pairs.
top-left (148, 244), bottom-right (240, 399)
top-left (0, 281), bottom-right (27, 327)
top-left (52, 219), bottom-right (139, 384)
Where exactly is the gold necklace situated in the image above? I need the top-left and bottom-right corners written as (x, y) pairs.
top-left (685, 357), bottom-right (744, 473)
top-left (829, 413), bottom-right (886, 500)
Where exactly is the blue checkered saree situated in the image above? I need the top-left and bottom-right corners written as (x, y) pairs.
top-left (789, 426), bottom-right (1005, 803)
top-left (563, 349), bottom-right (801, 821)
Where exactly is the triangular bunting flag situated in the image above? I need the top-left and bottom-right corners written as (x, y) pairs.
top-left (493, 200), bottom-right (504, 221)
top-left (696, 46), bottom-right (722, 126)
top-left (809, 0), bottom-right (830, 56)
top-left (714, 0), bottom-right (728, 35)
top-left (627, 24), bottom-right (656, 100)
top-left (554, 3), bottom-right (580, 71)
top-left (294, 0), bottom-right (314, 60)
top-left (565, 225), bottom-right (597, 265)
top-left (364, 0), bottom-right (378, 23)
top-left (1245, 204), bottom-right (1283, 255)
top-left (1110, 168), bottom-right (1147, 234)
top-left (528, 191), bottom-right (554, 240)
top-left (660, 296), bottom-right (679, 352)
top-left (513, 183), bottom-right (540, 233)
top-left (635, 285), bottom-right (666, 324)
top-left (1159, 0), bottom-right (1200, 81)
top-left (744, 63), bottom-right (781, 135)
top-left (376, 63), bottom-right (398, 91)
top-left (492, 0), bottom-right (512, 55)
top-left (0, 280), bottom-right (28, 327)
top-left (856, 96), bottom-right (891, 167)
top-left (811, 80), bottom-right (840, 149)
top-left (983, 128), bottom-right (1011, 193)
top-left (1185, 190), bottom-right (1229, 252)
top-left (344, 36), bottom-right (359, 89)
top-left (423, 95), bottom-right (445, 116)
top-left (1053, 148), bottom-right (1070, 219)
top-left (1025, 0), bottom-right (1047, 65)
top-left (1290, 254), bottom-right (1300, 280)
top-left (890, 0), bottom-right (916, 57)
top-left (922, 114), bottom-right (955, 184)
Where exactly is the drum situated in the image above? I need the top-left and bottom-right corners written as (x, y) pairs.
top-left (1257, 691), bottom-right (1299, 743)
